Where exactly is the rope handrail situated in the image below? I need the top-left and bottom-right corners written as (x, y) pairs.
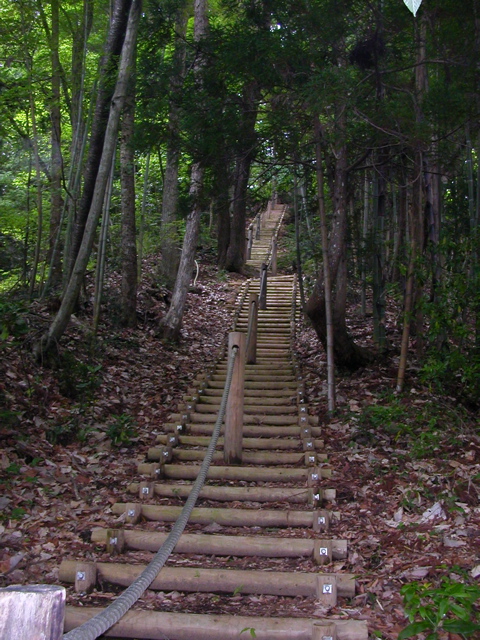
top-left (63, 344), bottom-right (239, 640)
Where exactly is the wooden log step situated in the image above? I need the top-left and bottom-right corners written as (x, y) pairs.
top-left (91, 529), bottom-right (347, 560)
top-left (148, 448), bottom-right (324, 466)
top-left (164, 423), bottom-right (322, 438)
top-left (197, 396), bottom-right (295, 408)
top-left (137, 463), bottom-right (332, 482)
top-left (112, 503), bottom-right (324, 528)
top-left (194, 403), bottom-right (297, 415)
top-left (128, 483), bottom-right (335, 503)
top-left (169, 413), bottom-right (318, 426)
top-left (191, 388), bottom-right (295, 398)
top-left (211, 374), bottom-right (294, 382)
top-left (155, 435), bottom-right (324, 450)
top-left (65, 607), bottom-right (367, 640)
top-left (203, 380), bottom-right (298, 390)
top-left (213, 367), bottom-right (294, 377)
top-left (59, 561), bottom-right (355, 597)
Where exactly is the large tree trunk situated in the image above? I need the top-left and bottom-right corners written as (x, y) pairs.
top-left (159, 2), bottom-right (189, 289)
top-left (67, 0), bottom-right (132, 278)
top-left (160, 164), bottom-right (204, 341)
top-left (214, 153), bottom-right (232, 269)
top-left (35, 0), bottom-right (142, 356)
top-left (305, 93), bottom-right (373, 371)
top-left (225, 82), bottom-right (260, 273)
top-left (120, 62), bottom-right (138, 327)
top-left (158, 0), bottom-right (209, 341)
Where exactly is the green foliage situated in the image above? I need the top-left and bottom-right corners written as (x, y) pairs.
top-left (0, 298), bottom-right (29, 341)
top-left (240, 628), bottom-right (257, 638)
top-left (52, 351), bottom-right (101, 402)
top-left (355, 397), bottom-right (467, 459)
top-left (400, 578), bottom-right (480, 639)
top-left (107, 413), bottom-right (138, 446)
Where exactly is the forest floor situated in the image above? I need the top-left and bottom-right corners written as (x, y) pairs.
top-left (0, 255), bottom-right (479, 639)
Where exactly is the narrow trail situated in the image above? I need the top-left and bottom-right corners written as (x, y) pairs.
top-left (59, 205), bottom-right (368, 640)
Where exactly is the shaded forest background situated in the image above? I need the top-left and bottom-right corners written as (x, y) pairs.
top-left (0, 1), bottom-right (479, 634)
top-left (0, 0), bottom-right (478, 407)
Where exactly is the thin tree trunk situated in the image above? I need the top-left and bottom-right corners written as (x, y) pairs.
top-left (160, 3), bottom-right (189, 289)
top-left (293, 169), bottom-right (306, 310)
top-left (313, 117), bottom-right (335, 413)
top-left (360, 170), bottom-right (369, 316)
top-left (158, 0), bottom-right (209, 341)
top-left (35, 0), bottom-right (142, 355)
top-left (28, 87), bottom-right (43, 299)
top-left (68, 0), bottom-right (133, 278)
top-left (46, 0), bottom-right (63, 289)
top-left (92, 154), bottom-right (115, 332)
top-left (120, 62), bottom-right (138, 327)
top-left (137, 152), bottom-right (150, 281)
top-left (372, 167), bottom-right (386, 350)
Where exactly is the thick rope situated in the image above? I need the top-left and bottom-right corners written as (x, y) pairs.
top-left (64, 344), bottom-right (239, 640)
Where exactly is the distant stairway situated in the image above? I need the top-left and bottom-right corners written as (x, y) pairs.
top-left (60, 275), bottom-right (368, 640)
top-left (245, 201), bottom-right (286, 271)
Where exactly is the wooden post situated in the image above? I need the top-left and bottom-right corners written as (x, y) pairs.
top-left (246, 224), bottom-right (253, 260)
top-left (255, 214), bottom-right (261, 239)
top-left (316, 574), bottom-right (337, 607)
top-left (312, 622), bottom-right (337, 640)
top-left (259, 263), bottom-right (267, 310)
top-left (224, 332), bottom-right (246, 464)
top-left (0, 584), bottom-right (65, 640)
top-left (271, 237), bottom-right (277, 275)
top-left (246, 294), bottom-right (258, 365)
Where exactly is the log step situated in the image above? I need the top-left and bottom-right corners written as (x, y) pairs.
top-left (169, 413), bottom-right (318, 426)
top-left (128, 482), bottom-right (336, 504)
top-left (64, 608), bottom-right (369, 640)
top-left (148, 448), bottom-right (324, 465)
top-left (59, 561), bottom-right (354, 597)
top-left (137, 463), bottom-right (332, 482)
top-left (112, 503), bottom-right (328, 528)
top-left (166, 424), bottom-right (322, 438)
top-left (155, 435), bottom-right (324, 450)
top-left (91, 529), bottom-right (347, 559)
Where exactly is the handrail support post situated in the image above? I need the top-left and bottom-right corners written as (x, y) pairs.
top-left (246, 294), bottom-right (258, 364)
top-left (224, 332), bottom-right (246, 464)
top-left (259, 263), bottom-right (267, 310)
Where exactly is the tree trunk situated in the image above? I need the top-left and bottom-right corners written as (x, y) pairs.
top-left (35, 0), bottom-right (142, 356)
top-left (67, 0), bottom-right (133, 278)
top-left (120, 63), bottom-right (138, 328)
top-left (305, 103), bottom-right (373, 371)
top-left (313, 116), bottom-right (335, 413)
top-left (158, 0), bottom-right (209, 341)
top-left (159, 2), bottom-right (189, 289)
top-left (214, 154), bottom-right (231, 270)
top-left (137, 152), bottom-right (150, 280)
top-left (225, 82), bottom-right (260, 273)
top-left (47, 0), bottom-right (63, 289)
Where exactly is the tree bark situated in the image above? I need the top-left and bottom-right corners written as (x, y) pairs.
top-left (158, 0), bottom-right (209, 341)
top-left (35, 0), bottom-right (142, 356)
top-left (214, 152), bottom-right (232, 269)
top-left (67, 0), bottom-right (132, 278)
top-left (47, 0), bottom-right (63, 289)
top-left (225, 82), bottom-right (260, 273)
top-left (159, 2), bottom-right (189, 289)
top-left (306, 102), bottom-right (373, 371)
top-left (120, 62), bottom-right (138, 328)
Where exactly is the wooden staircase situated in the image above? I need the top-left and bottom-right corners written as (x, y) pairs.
top-left (246, 203), bottom-right (285, 271)
top-left (60, 272), bottom-right (368, 640)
